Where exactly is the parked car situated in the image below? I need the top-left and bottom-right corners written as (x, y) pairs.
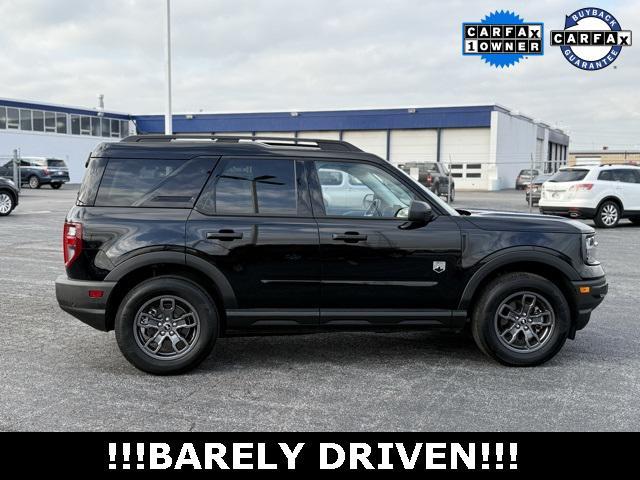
top-left (515, 169), bottom-right (540, 190)
top-left (0, 177), bottom-right (19, 216)
top-left (525, 174), bottom-right (553, 205)
top-left (539, 165), bottom-right (640, 228)
top-left (56, 135), bottom-right (607, 374)
top-left (0, 157), bottom-right (70, 189)
top-left (397, 162), bottom-right (455, 201)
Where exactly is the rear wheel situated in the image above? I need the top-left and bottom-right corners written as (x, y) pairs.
top-left (594, 200), bottom-right (620, 228)
top-left (471, 272), bottom-right (570, 366)
top-left (28, 175), bottom-right (40, 189)
top-left (115, 276), bottom-right (218, 375)
top-left (0, 192), bottom-right (14, 216)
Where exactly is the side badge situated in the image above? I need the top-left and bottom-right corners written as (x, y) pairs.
top-left (433, 261), bottom-right (446, 274)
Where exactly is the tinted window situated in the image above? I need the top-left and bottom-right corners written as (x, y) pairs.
top-left (315, 161), bottom-right (417, 218)
top-left (549, 169), bottom-right (588, 182)
top-left (318, 170), bottom-right (342, 186)
top-left (96, 158), bottom-right (215, 208)
top-left (46, 159), bottom-right (66, 168)
top-left (519, 169), bottom-right (539, 176)
top-left (613, 169), bottom-right (638, 183)
top-left (197, 159), bottom-right (298, 216)
top-left (77, 157), bottom-right (107, 206)
top-left (598, 170), bottom-right (614, 181)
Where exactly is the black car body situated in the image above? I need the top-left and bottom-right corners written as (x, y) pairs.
top-left (525, 174), bottom-right (553, 205)
top-left (0, 177), bottom-right (19, 216)
top-left (55, 135), bottom-right (607, 374)
top-left (516, 169), bottom-right (540, 190)
top-left (398, 162), bottom-right (455, 201)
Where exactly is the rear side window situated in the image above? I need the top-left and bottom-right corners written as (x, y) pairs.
top-left (46, 159), bottom-right (66, 168)
top-left (197, 158), bottom-right (298, 216)
top-left (549, 169), bottom-right (589, 182)
top-left (77, 157), bottom-right (108, 206)
top-left (95, 157), bottom-right (215, 208)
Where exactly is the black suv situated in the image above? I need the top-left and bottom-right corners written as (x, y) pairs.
top-left (55, 135), bottom-right (608, 374)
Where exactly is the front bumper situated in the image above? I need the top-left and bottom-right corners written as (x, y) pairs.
top-left (570, 276), bottom-right (608, 335)
top-left (55, 275), bottom-right (116, 331)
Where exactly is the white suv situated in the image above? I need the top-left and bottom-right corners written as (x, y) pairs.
top-left (539, 165), bottom-right (640, 228)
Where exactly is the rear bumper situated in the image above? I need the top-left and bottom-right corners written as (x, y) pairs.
top-left (539, 206), bottom-right (597, 219)
top-left (571, 276), bottom-right (608, 333)
top-left (55, 275), bottom-right (115, 331)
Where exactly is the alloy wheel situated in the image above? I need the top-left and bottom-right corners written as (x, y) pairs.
top-left (0, 193), bottom-right (12, 214)
top-left (133, 295), bottom-right (201, 360)
top-left (494, 291), bottom-right (556, 353)
top-left (600, 203), bottom-right (619, 227)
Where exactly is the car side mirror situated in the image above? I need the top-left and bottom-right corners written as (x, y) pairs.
top-left (408, 201), bottom-right (433, 223)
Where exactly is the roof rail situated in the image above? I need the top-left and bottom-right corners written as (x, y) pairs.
top-left (121, 134), bottom-right (362, 152)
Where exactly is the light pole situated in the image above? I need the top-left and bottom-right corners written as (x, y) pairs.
top-left (164, 0), bottom-right (173, 135)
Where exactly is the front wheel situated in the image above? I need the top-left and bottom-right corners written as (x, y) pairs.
top-left (594, 200), bottom-right (620, 228)
top-left (115, 276), bottom-right (219, 375)
top-left (0, 192), bottom-right (14, 216)
top-left (471, 272), bottom-right (570, 366)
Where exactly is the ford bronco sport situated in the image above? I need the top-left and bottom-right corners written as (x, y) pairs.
top-left (55, 135), bottom-right (608, 374)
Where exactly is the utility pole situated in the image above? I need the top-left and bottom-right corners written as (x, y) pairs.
top-left (164, 0), bottom-right (173, 135)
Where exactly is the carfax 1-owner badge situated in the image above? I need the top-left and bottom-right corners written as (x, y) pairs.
top-left (551, 7), bottom-right (632, 70)
top-left (462, 10), bottom-right (544, 68)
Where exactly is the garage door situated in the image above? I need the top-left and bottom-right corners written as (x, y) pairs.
top-left (389, 129), bottom-right (438, 165)
top-left (342, 131), bottom-right (388, 159)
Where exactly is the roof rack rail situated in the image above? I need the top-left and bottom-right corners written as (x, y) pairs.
top-left (121, 134), bottom-right (362, 152)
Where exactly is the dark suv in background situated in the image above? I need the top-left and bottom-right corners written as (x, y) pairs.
top-left (0, 157), bottom-right (70, 189)
top-left (56, 135), bottom-right (607, 374)
top-left (398, 162), bottom-right (455, 201)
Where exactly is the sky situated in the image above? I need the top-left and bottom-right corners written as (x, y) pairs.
top-left (0, 0), bottom-right (637, 150)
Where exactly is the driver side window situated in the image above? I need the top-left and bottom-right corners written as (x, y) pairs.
top-left (314, 161), bottom-right (417, 218)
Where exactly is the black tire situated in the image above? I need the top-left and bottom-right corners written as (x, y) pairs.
top-left (115, 276), bottom-right (219, 375)
top-left (594, 200), bottom-right (621, 228)
top-left (51, 183), bottom-right (62, 190)
top-left (471, 272), bottom-right (570, 366)
top-left (629, 217), bottom-right (640, 225)
top-left (0, 191), bottom-right (15, 216)
top-left (28, 175), bottom-right (41, 189)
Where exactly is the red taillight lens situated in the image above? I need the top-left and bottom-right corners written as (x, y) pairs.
top-left (569, 183), bottom-right (594, 192)
top-left (43, 168), bottom-right (50, 175)
top-left (63, 222), bottom-right (83, 268)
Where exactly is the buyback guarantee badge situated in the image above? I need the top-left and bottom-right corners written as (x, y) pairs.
top-left (462, 10), bottom-right (544, 68)
top-left (551, 7), bottom-right (632, 70)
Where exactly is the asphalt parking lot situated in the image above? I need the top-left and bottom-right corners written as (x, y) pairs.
top-left (1, 186), bottom-right (639, 432)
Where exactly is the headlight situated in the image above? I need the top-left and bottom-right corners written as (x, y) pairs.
top-left (584, 234), bottom-right (598, 265)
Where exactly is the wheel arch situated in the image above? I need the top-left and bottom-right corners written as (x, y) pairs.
top-left (103, 252), bottom-right (236, 332)
top-left (0, 188), bottom-right (17, 205)
top-left (459, 250), bottom-right (580, 330)
top-left (596, 196), bottom-right (624, 215)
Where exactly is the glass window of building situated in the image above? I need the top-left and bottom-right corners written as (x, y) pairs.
top-left (91, 117), bottom-right (101, 136)
top-left (70, 115), bottom-right (80, 135)
top-left (80, 116), bottom-right (91, 135)
top-left (0, 107), bottom-right (6, 129)
top-left (44, 111), bottom-right (56, 132)
top-left (56, 113), bottom-right (67, 134)
top-left (101, 118), bottom-right (110, 137)
top-left (110, 119), bottom-right (120, 137)
top-left (120, 120), bottom-right (129, 137)
top-left (19, 109), bottom-right (32, 130)
top-left (33, 110), bottom-right (45, 132)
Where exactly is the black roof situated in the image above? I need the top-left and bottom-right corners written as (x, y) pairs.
top-left (91, 134), bottom-right (383, 162)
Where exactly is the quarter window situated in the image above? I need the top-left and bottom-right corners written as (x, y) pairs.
top-left (95, 158), bottom-right (214, 208)
top-left (197, 159), bottom-right (298, 216)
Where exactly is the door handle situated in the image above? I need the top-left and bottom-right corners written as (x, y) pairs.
top-left (332, 232), bottom-right (368, 243)
top-left (207, 230), bottom-right (243, 241)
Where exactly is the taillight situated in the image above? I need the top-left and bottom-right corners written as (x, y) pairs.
top-left (63, 222), bottom-right (83, 268)
top-left (569, 183), bottom-right (594, 192)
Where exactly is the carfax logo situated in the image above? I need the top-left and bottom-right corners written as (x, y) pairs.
top-left (462, 10), bottom-right (544, 68)
top-left (550, 7), bottom-right (632, 70)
